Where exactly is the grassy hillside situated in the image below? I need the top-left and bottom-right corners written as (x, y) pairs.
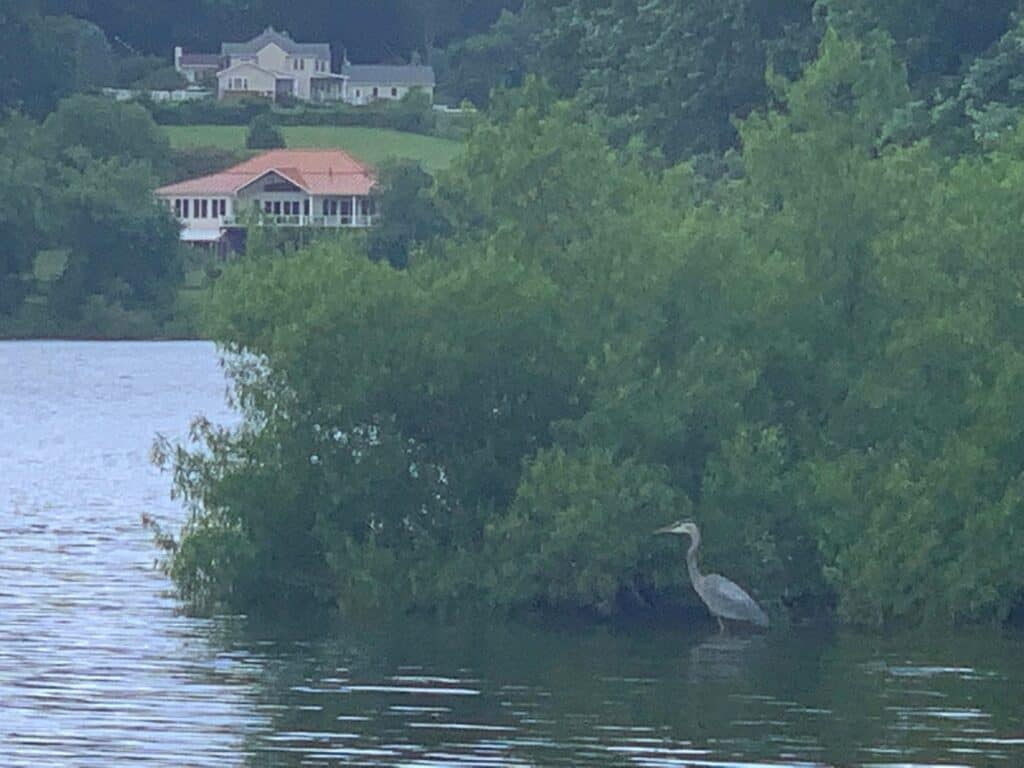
top-left (164, 125), bottom-right (462, 171)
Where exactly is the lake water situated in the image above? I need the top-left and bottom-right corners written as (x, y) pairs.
top-left (1, 340), bottom-right (1023, 767)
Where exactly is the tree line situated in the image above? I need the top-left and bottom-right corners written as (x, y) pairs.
top-left (157, 22), bottom-right (1024, 627)
top-left (0, 95), bottom-right (184, 337)
top-left (438, 0), bottom-right (1024, 162)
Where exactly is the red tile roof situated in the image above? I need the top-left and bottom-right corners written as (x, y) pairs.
top-left (156, 149), bottom-right (376, 197)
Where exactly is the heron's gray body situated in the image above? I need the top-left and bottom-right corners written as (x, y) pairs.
top-left (694, 573), bottom-right (770, 627)
top-left (658, 520), bottom-right (769, 631)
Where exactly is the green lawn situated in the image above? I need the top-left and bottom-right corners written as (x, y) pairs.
top-left (164, 125), bottom-right (462, 171)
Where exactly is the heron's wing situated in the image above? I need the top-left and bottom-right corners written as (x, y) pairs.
top-left (701, 574), bottom-right (769, 626)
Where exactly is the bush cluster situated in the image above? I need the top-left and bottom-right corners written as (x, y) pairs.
top-left (143, 92), bottom-right (472, 138)
top-left (159, 34), bottom-right (1024, 628)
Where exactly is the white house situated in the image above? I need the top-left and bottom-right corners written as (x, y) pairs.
top-left (155, 149), bottom-right (377, 253)
top-left (341, 64), bottom-right (436, 105)
top-left (216, 27), bottom-right (344, 101)
top-left (175, 28), bottom-right (434, 104)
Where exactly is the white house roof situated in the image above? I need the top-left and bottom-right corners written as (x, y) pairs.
top-left (222, 27), bottom-right (330, 60)
top-left (216, 61), bottom-right (283, 80)
top-left (341, 64), bottom-right (435, 87)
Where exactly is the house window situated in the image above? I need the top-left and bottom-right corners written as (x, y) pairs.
top-left (359, 198), bottom-right (372, 216)
top-left (273, 201), bottom-right (281, 215)
top-left (340, 198), bottom-right (352, 224)
top-left (219, 199), bottom-right (227, 217)
top-left (372, 87), bottom-right (379, 97)
top-left (174, 199), bottom-right (182, 217)
top-left (355, 89), bottom-right (361, 98)
top-left (200, 199), bottom-right (209, 218)
top-left (264, 201), bottom-right (273, 213)
top-left (391, 87), bottom-right (398, 97)
top-left (303, 199), bottom-right (310, 216)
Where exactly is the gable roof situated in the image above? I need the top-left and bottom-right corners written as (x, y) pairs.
top-left (222, 27), bottom-right (330, 60)
top-left (216, 61), bottom-right (283, 81)
top-left (156, 149), bottom-right (376, 197)
top-left (341, 64), bottom-right (435, 87)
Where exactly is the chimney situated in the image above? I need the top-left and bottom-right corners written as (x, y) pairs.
top-left (174, 45), bottom-right (183, 71)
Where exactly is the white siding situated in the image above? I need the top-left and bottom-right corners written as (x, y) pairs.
top-left (217, 64), bottom-right (277, 99)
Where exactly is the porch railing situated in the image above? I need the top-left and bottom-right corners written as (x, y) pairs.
top-left (221, 214), bottom-right (376, 228)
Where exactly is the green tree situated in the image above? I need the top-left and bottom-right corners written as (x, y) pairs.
top-left (156, 25), bottom-right (1024, 629)
top-left (48, 152), bottom-right (181, 316)
top-left (245, 113), bottom-right (285, 150)
top-left (43, 94), bottom-right (170, 171)
top-left (823, 0), bottom-right (1016, 83)
top-left (0, 114), bottom-right (48, 313)
top-left (531, 0), bottom-right (819, 160)
top-left (0, 0), bottom-right (75, 118)
top-left (48, 14), bottom-right (115, 91)
top-left (366, 159), bottom-right (449, 268)
top-left (434, 8), bottom-right (543, 106)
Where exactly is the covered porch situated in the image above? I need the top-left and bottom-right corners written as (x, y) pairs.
top-left (234, 170), bottom-right (376, 228)
top-left (226, 195), bottom-right (375, 228)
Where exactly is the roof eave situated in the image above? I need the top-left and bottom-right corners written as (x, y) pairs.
top-left (233, 168), bottom-right (311, 195)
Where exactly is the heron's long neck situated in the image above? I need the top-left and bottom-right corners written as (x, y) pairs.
top-left (685, 534), bottom-right (702, 586)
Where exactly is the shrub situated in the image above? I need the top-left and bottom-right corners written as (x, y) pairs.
top-left (245, 114), bottom-right (285, 149)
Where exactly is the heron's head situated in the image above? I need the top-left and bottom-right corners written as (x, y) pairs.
top-left (654, 520), bottom-right (698, 538)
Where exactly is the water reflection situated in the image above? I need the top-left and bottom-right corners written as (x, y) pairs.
top-left (2, 341), bottom-right (1024, 766)
top-left (686, 634), bottom-right (764, 682)
top-left (194, 614), bottom-right (1024, 767)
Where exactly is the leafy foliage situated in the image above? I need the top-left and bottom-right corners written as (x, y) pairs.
top-left (48, 152), bottom-right (181, 315)
top-left (367, 159), bottom-right (449, 268)
top-left (0, 94), bottom-right (183, 335)
top-left (44, 95), bottom-right (171, 171)
top-left (160, 30), bottom-right (1024, 629)
top-left (245, 114), bottom-right (286, 150)
top-left (0, 0), bottom-right (75, 118)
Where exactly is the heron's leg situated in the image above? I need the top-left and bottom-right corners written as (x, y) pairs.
top-left (717, 616), bottom-right (726, 634)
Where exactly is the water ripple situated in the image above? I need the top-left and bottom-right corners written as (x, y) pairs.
top-left (2, 341), bottom-right (1024, 766)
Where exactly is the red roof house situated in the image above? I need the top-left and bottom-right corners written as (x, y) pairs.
top-left (156, 149), bottom-right (378, 245)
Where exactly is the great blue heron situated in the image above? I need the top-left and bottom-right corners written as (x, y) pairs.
top-left (656, 520), bottom-right (769, 632)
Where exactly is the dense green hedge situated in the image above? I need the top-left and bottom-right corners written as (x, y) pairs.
top-left (157, 34), bottom-right (1024, 628)
top-left (143, 92), bottom-right (475, 138)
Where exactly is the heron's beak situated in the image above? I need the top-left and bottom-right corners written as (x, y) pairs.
top-left (654, 524), bottom-right (676, 535)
